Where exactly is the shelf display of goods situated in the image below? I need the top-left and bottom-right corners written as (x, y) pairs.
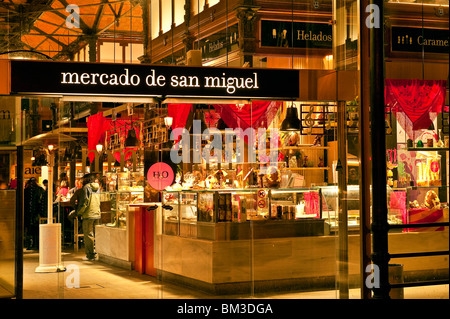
top-left (415, 153), bottom-right (441, 187)
top-left (407, 190), bottom-right (445, 232)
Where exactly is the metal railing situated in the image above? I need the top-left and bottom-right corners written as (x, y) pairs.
top-left (388, 221), bottom-right (450, 290)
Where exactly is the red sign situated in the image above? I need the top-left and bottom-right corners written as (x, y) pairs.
top-left (147, 162), bottom-right (174, 190)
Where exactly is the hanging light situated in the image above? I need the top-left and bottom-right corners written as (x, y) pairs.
top-left (125, 105), bottom-right (139, 147)
top-left (124, 128), bottom-right (139, 147)
top-left (63, 148), bottom-right (72, 162)
top-left (96, 143), bottom-right (103, 153)
top-left (189, 110), bottom-right (208, 135)
top-left (164, 116), bottom-right (173, 128)
top-left (281, 104), bottom-right (300, 131)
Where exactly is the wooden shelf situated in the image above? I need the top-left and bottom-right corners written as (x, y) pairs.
top-left (407, 147), bottom-right (449, 151)
top-left (281, 167), bottom-right (330, 170)
top-left (257, 146), bottom-right (329, 153)
top-left (282, 146), bottom-right (330, 150)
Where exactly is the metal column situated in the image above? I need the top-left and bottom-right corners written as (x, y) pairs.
top-left (359, 0), bottom-right (373, 300)
top-left (337, 100), bottom-right (349, 299)
top-left (370, 0), bottom-right (390, 299)
top-left (15, 145), bottom-right (24, 299)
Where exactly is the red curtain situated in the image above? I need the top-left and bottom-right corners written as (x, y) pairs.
top-left (87, 112), bottom-right (109, 162)
top-left (212, 101), bottom-right (282, 130)
top-left (385, 79), bottom-right (446, 131)
top-left (167, 103), bottom-right (193, 130)
top-left (88, 113), bottom-right (139, 163)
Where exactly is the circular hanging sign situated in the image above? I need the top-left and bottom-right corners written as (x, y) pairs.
top-left (147, 162), bottom-right (174, 190)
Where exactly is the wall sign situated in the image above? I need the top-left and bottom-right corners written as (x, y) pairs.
top-left (10, 60), bottom-right (299, 99)
top-left (200, 24), bottom-right (239, 61)
top-left (260, 20), bottom-right (332, 49)
top-left (391, 27), bottom-right (449, 54)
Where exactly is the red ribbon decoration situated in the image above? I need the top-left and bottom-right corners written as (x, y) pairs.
top-left (385, 79), bottom-right (446, 131)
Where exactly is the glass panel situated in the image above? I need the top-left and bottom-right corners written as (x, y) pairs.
top-left (151, 0), bottom-right (160, 39)
top-left (174, 0), bottom-right (185, 26)
top-left (0, 189), bottom-right (15, 298)
top-left (161, 0), bottom-right (173, 34)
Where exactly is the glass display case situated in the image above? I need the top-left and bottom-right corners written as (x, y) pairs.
top-left (389, 145), bottom-right (449, 231)
top-left (99, 191), bottom-right (144, 228)
top-left (389, 185), bottom-right (448, 232)
top-left (162, 188), bottom-right (326, 240)
top-left (321, 185), bottom-right (361, 231)
top-left (100, 170), bottom-right (144, 228)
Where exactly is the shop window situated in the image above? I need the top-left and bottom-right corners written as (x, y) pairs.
top-left (174, 0), bottom-right (185, 27)
top-left (151, 0), bottom-right (160, 39)
top-left (208, 0), bottom-right (220, 7)
top-left (161, 0), bottom-right (173, 34)
top-left (191, 0), bottom-right (206, 15)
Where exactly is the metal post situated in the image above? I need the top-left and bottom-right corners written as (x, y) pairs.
top-left (15, 145), bottom-right (24, 299)
top-left (370, 0), bottom-right (390, 299)
top-left (359, 0), bottom-right (373, 300)
top-left (47, 151), bottom-right (54, 224)
top-left (337, 100), bottom-right (349, 299)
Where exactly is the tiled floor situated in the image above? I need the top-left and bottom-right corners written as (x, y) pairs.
top-left (18, 248), bottom-right (449, 300)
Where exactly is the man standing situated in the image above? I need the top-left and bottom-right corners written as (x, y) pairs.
top-left (70, 173), bottom-right (101, 261)
top-left (24, 177), bottom-right (45, 250)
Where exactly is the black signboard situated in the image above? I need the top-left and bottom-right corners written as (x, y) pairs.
top-left (200, 24), bottom-right (239, 61)
top-left (391, 27), bottom-right (449, 54)
top-left (10, 60), bottom-right (299, 99)
top-left (260, 20), bottom-right (332, 49)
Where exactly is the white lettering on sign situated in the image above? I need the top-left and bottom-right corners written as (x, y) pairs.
top-left (60, 69), bottom-right (260, 95)
top-left (62, 68), bottom-right (140, 86)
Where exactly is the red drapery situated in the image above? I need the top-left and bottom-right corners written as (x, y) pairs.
top-left (167, 103), bottom-right (193, 130)
top-left (88, 101), bottom-right (282, 160)
top-left (385, 79), bottom-right (446, 138)
top-left (87, 112), bottom-right (139, 163)
top-left (212, 101), bottom-right (282, 130)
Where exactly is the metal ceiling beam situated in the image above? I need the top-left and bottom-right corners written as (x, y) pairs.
top-left (92, 0), bottom-right (108, 32)
top-left (32, 25), bottom-right (67, 49)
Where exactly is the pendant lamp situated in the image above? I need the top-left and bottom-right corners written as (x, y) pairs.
top-left (281, 105), bottom-right (300, 131)
top-left (189, 110), bottom-right (208, 135)
top-left (124, 127), bottom-right (139, 147)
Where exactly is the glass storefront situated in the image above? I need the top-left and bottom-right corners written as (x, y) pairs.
top-left (0, 0), bottom-right (447, 300)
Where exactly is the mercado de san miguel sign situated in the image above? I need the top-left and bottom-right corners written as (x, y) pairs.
top-left (10, 60), bottom-right (299, 99)
top-left (391, 27), bottom-right (449, 54)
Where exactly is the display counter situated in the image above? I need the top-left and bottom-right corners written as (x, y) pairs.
top-left (155, 229), bottom-right (449, 295)
top-left (95, 188), bottom-right (144, 269)
top-left (153, 186), bottom-right (448, 294)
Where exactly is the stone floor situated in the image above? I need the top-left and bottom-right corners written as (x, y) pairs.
top-left (15, 248), bottom-right (448, 300)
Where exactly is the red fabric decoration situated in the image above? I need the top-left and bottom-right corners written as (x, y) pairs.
top-left (385, 79), bottom-right (446, 132)
top-left (167, 103), bottom-right (192, 129)
top-left (212, 101), bottom-right (282, 130)
top-left (87, 112), bottom-right (109, 163)
top-left (88, 113), bottom-right (139, 164)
